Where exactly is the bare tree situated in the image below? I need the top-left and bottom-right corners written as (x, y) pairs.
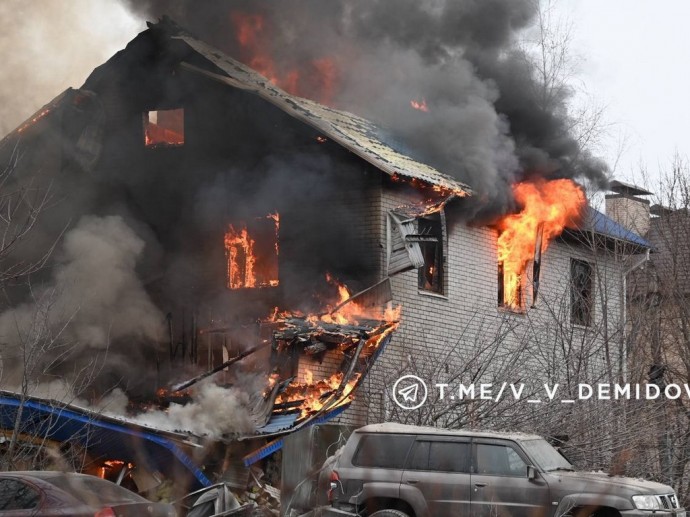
top-left (625, 156), bottom-right (690, 503)
top-left (0, 151), bottom-right (109, 472)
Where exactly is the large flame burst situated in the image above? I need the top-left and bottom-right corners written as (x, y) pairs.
top-left (497, 179), bottom-right (586, 308)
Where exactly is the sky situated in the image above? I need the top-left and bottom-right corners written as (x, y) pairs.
top-left (558, 0), bottom-right (690, 185)
top-left (0, 1), bottom-right (686, 190)
top-left (0, 0), bottom-right (144, 137)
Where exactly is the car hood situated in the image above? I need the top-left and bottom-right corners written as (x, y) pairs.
top-left (546, 471), bottom-right (674, 496)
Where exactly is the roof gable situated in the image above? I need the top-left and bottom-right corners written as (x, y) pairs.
top-left (161, 21), bottom-right (472, 196)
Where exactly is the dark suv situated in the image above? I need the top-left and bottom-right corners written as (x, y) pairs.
top-left (323, 423), bottom-right (685, 517)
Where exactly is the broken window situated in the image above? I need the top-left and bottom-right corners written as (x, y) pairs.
top-left (225, 212), bottom-right (279, 289)
top-left (386, 212), bottom-right (425, 276)
top-left (571, 259), bottom-right (594, 326)
top-left (498, 262), bottom-right (523, 309)
top-left (385, 207), bottom-right (445, 293)
top-left (417, 215), bottom-right (444, 294)
top-left (143, 108), bottom-right (184, 147)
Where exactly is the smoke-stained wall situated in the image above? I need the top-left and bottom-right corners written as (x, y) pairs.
top-left (0, 25), bottom-right (383, 398)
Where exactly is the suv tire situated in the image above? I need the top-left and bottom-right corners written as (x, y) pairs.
top-left (369, 511), bottom-right (410, 517)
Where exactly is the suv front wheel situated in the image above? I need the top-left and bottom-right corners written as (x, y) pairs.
top-left (370, 511), bottom-right (410, 517)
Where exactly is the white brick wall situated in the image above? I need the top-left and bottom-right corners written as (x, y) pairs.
top-left (329, 183), bottom-right (626, 433)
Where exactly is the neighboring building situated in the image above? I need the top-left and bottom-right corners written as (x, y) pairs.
top-left (606, 179), bottom-right (690, 485)
top-left (0, 19), bottom-right (651, 469)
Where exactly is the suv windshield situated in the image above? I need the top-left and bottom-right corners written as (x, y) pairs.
top-left (520, 439), bottom-right (574, 471)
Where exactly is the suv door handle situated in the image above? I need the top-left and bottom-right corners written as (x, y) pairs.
top-left (474, 483), bottom-right (487, 488)
top-left (406, 479), bottom-right (419, 484)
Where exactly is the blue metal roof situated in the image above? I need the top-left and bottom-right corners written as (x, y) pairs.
top-left (243, 404), bottom-right (351, 466)
top-left (255, 412), bottom-right (299, 435)
top-left (584, 207), bottom-right (651, 248)
top-left (0, 392), bottom-right (211, 490)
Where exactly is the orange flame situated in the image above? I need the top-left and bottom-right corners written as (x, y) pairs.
top-left (410, 98), bottom-right (429, 112)
top-left (225, 213), bottom-right (280, 289)
top-left (497, 179), bottom-right (586, 308)
top-left (275, 371), bottom-right (362, 418)
top-left (98, 459), bottom-right (133, 479)
top-left (273, 316), bottom-right (399, 419)
top-left (317, 273), bottom-right (401, 325)
top-left (390, 173), bottom-right (468, 199)
top-left (225, 225), bottom-right (257, 289)
top-left (262, 273), bottom-right (401, 420)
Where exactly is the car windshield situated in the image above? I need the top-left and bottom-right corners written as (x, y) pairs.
top-left (520, 439), bottom-right (574, 471)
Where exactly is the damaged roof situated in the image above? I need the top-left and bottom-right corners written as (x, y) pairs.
top-left (0, 391), bottom-right (211, 490)
top-left (1, 18), bottom-right (472, 195)
top-left (161, 20), bottom-right (472, 196)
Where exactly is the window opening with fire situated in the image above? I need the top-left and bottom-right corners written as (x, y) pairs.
top-left (498, 261), bottom-right (523, 309)
top-left (143, 108), bottom-right (184, 147)
top-left (225, 212), bottom-right (279, 289)
top-left (570, 258), bottom-right (594, 326)
top-left (417, 215), bottom-right (444, 294)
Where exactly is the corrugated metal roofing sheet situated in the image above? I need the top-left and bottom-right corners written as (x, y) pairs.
top-left (586, 207), bottom-right (651, 248)
top-left (175, 35), bottom-right (472, 197)
top-left (255, 412), bottom-right (300, 435)
top-left (0, 391), bottom-right (211, 490)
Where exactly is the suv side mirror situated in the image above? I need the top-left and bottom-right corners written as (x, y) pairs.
top-left (527, 465), bottom-right (538, 480)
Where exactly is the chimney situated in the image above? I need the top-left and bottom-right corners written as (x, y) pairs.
top-left (605, 179), bottom-right (652, 237)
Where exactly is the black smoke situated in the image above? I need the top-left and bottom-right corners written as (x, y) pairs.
top-left (123, 0), bottom-right (609, 220)
top-left (0, 0), bottom-right (611, 406)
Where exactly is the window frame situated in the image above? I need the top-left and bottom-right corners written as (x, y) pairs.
top-left (417, 211), bottom-right (446, 296)
top-left (497, 261), bottom-right (524, 311)
top-left (405, 438), bottom-right (471, 473)
top-left (351, 433), bottom-right (415, 469)
top-left (472, 440), bottom-right (532, 478)
top-left (570, 258), bottom-right (595, 327)
top-left (142, 108), bottom-right (185, 148)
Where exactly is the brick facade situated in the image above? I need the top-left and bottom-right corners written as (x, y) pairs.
top-left (327, 182), bottom-right (625, 433)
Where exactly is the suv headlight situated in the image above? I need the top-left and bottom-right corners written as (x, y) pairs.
top-left (633, 495), bottom-right (662, 510)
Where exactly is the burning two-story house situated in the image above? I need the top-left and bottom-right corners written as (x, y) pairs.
top-left (0, 18), bottom-right (650, 491)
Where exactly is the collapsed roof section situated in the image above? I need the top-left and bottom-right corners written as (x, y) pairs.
top-left (0, 391), bottom-right (211, 490)
top-left (250, 314), bottom-right (396, 437)
top-left (0, 314), bottom-right (397, 476)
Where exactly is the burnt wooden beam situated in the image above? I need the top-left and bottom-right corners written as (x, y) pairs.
top-left (169, 342), bottom-right (267, 392)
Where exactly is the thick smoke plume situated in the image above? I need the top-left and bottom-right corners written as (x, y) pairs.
top-left (0, 0), bottom-right (143, 138)
top-left (126, 383), bottom-right (256, 437)
top-left (124, 0), bottom-right (608, 218)
top-left (0, 215), bottom-right (164, 386)
top-left (2, 380), bottom-right (255, 437)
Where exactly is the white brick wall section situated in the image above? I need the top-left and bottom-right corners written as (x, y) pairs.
top-left (334, 184), bottom-right (629, 428)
